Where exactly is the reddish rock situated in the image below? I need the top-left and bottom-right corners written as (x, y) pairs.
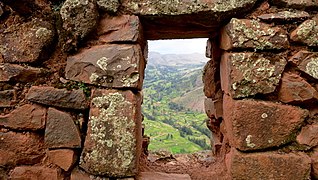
top-left (258, 11), bottom-right (310, 23)
top-left (0, 131), bottom-right (44, 166)
top-left (26, 86), bottom-right (89, 110)
top-left (70, 168), bottom-right (91, 180)
top-left (48, 149), bottom-right (76, 171)
top-left (0, 63), bottom-right (45, 82)
top-left (45, 108), bottom-right (81, 149)
top-left (0, 89), bottom-right (16, 107)
top-left (311, 148), bottom-right (318, 179)
top-left (223, 95), bottom-right (308, 151)
top-left (291, 17), bottom-right (318, 47)
top-left (65, 44), bottom-right (145, 90)
top-left (140, 172), bottom-right (191, 180)
top-left (204, 97), bottom-right (223, 119)
top-left (220, 18), bottom-right (289, 50)
top-left (272, 0), bottom-right (318, 9)
top-left (288, 50), bottom-right (315, 66)
top-left (97, 15), bottom-right (142, 43)
top-left (226, 148), bottom-right (311, 180)
top-left (0, 18), bottom-right (54, 64)
top-left (220, 52), bottom-right (286, 98)
top-left (10, 166), bottom-right (59, 180)
top-left (1, 0), bottom-right (51, 17)
top-left (296, 124), bottom-right (318, 147)
top-left (80, 89), bottom-right (142, 177)
top-left (205, 38), bottom-right (221, 59)
top-left (0, 104), bottom-right (46, 130)
top-left (202, 60), bottom-right (221, 99)
top-left (298, 54), bottom-right (318, 80)
top-left (278, 72), bottom-right (318, 104)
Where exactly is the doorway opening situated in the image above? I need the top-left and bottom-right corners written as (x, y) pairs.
top-left (142, 38), bottom-right (211, 154)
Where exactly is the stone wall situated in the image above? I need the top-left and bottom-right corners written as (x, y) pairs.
top-left (0, 0), bottom-right (317, 179)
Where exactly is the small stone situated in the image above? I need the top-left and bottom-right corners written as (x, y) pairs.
top-left (220, 18), bottom-right (289, 50)
top-left (204, 97), bottom-right (223, 119)
top-left (0, 89), bottom-right (16, 107)
top-left (278, 72), bottom-right (318, 104)
top-left (288, 50), bottom-right (314, 66)
top-left (80, 89), bottom-right (142, 177)
top-left (202, 59), bottom-right (221, 99)
top-left (97, 0), bottom-right (120, 13)
top-left (271, 0), bottom-right (318, 9)
top-left (298, 52), bottom-right (318, 80)
top-left (26, 86), bottom-right (89, 110)
top-left (65, 44), bottom-right (145, 90)
top-left (223, 95), bottom-right (308, 151)
top-left (60, 0), bottom-right (98, 51)
top-left (140, 172), bottom-right (191, 180)
top-left (45, 108), bottom-right (81, 149)
top-left (48, 149), bottom-right (76, 171)
top-left (296, 124), bottom-right (318, 147)
top-left (258, 11), bottom-right (310, 23)
top-left (291, 17), bottom-right (318, 47)
top-left (97, 14), bottom-right (142, 43)
top-left (220, 52), bottom-right (286, 98)
top-left (10, 166), bottom-right (59, 180)
top-left (0, 63), bottom-right (45, 82)
top-left (226, 148), bottom-right (311, 180)
top-left (0, 18), bottom-right (54, 63)
top-left (0, 104), bottom-right (46, 130)
top-left (0, 131), bottom-right (44, 166)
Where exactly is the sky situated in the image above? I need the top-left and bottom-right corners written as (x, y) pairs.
top-left (148, 38), bottom-right (207, 54)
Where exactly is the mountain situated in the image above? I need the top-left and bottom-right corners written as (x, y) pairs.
top-left (142, 52), bottom-right (210, 154)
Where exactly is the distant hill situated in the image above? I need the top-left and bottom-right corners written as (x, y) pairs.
top-left (148, 52), bottom-right (208, 67)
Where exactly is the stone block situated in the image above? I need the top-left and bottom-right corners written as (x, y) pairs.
top-left (45, 108), bottom-right (81, 149)
top-left (0, 63), bottom-right (45, 82)
top-left (65, 44), bottom-right (145, 90)
top-left (10, 166), bottom-right (59, 180)
top-left (220, 52), bottom-right (286, 98)
top-left (0, 131), bottom-right (44, 166)
top-left (0, 104), bottom-right (46, 130)
top-left (223, 95), bottom-right (308, 151)
top-left (278, 72), bottom-right (318, 104)
top-left (220, 18), bottom-right (289, 50)
top-left (26, 86), bottom-right (89, 110)
top-left (80, 89), bottom-right (142, 177)
top-left (296, 124), bottom-right (318, 147)
top-left (226, 148), bottom-right (311, 180)
top-left (48, 149), bottom-right (76, 171)
top-left (272, 0), bottom-right (318, 9)
top-left (97, 14), bottom-right (142, 43)
top-left (291, 17), bottom-right (318, 47)
top-left (0, 18), bottom-right (54, 64)
top-left (202, 59), bottom-right (220, 98)
top-left (204, 97), bottom-right (223, 119)
top-left (0, 89), bottom-right (16, 107)
top-left (258, 11), bottom-right (310, 23)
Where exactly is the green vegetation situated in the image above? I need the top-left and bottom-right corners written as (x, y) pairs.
top-left (142, 62), bottom-right (211, 154)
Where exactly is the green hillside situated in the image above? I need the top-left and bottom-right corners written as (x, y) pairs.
top-left (142, 55), bottom-right (211, 154)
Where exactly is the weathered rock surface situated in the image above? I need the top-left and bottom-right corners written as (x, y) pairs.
top-left (297, 52), bottom-right (318, 80)
top-left (97, 15), bottom-right (142, 43)
top-left (288, 50), bottom-right (316, 66)
top-left (10, 166), bottom-right (59, 180)
top-left (0, 131), bottom-right (44, 166)
top-left (122, 0), bottom-right (258, 39)
top-left (0, 18), bottom-right (54, 64)
top-left (258, 11), bottom-right (310, 23)
top-left (60, 0), bottom-right (98, 51)
top-left (80, 89), bottom-right (142, 177)
top-left (311, 148), bottom-right (318, 179)
top-left (223, 95), bottom-right (308, 151)
top-left (226, 148), bottom-right (311, 180)
top-left (48, 149), bottom-right (76, 171)
top-left (97, 0), bottom-right (120, 13)
top-left (65, 44), bottom-right (145, 90)
top-left (1, 0), bottom-right (51, 17)
top-left (140, 172), bottom-right (191, 180)
top-left (26, 86), bottom-right (88, 110)
top-left (220, 52), bottom-right (286, 98)
top-left (202, 59), bottom-right (220, 98)
top-left (0, 89), bottom-right (16, 107)
top-left (220, 18), bottom-right (289, 50)
top-left (278, 72), bottom-right (318, 104)
top-left (296, 124), bottom-right (318, 147)
top-left (291, 17), bottom-right (318, 47)
top-left (204, 97), bottom-right (223, 119)
top-left (45, 108), bottom-right (81, 149)
top-left (0, 64), bottom-right (45, 82)
top-left (271, 0), bottom-right (318, 9)
top-left (0, 104), bottom-right (46, 130)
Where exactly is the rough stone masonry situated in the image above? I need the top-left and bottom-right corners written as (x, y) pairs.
top-left (0, 0), bottom-right (317, 179)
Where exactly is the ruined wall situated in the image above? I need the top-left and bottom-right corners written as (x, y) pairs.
top-left (0, 0), bottom-right (317, 179)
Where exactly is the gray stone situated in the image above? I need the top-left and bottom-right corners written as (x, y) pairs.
top-left (80, 89), bottom-right (142, 177)
top-left (97, 0), bottom-right (120, 13)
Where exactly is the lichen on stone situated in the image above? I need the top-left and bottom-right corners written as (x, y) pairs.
top-left (96, 57), bottom-right (109, 71)
top-left (96, 0), bottom-right (120, 13)
top-left (35, 27), bottom-right (52, 40)
top-left (305, 57), bottom-right (318, 79)
top-left (294, 19), bottom-right (318, 46)
top-left (121, 73), bottom-right (139, 87)
top-left (245, 135), bottom-right (256, 148)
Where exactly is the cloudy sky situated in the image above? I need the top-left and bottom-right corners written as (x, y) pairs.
top-left (148, 38), bottom-right (207, 54)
